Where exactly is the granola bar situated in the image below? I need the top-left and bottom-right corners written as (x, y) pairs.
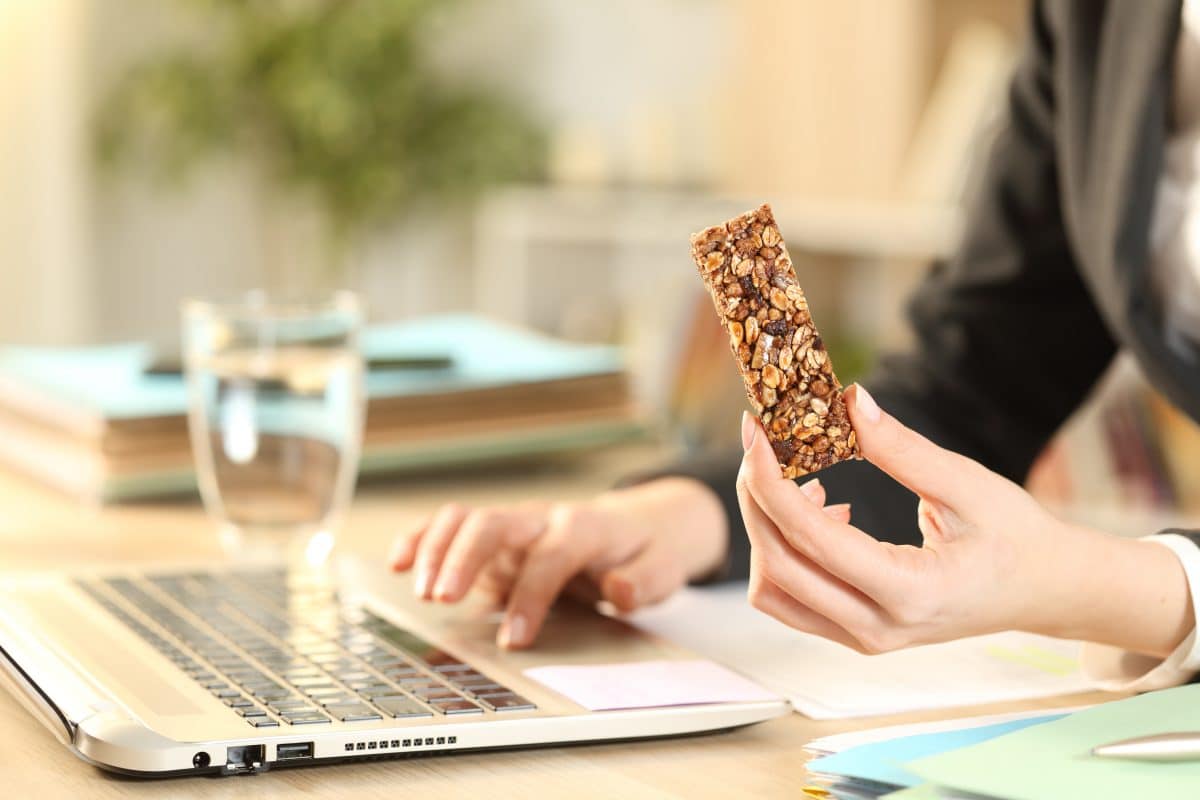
top-left (690, 203), bottom-right (860, 478)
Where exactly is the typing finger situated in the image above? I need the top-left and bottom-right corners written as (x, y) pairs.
top-left (411, 504), bottom-right (471, 599)
top-left (388, 517), bottom-right (428, 572)
top-left (499, 505), bottom-right (604, 649)
top-left (432, 508), bottom-right (546, 603)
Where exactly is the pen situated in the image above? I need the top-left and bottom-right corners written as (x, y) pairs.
top-left (1091, 732), bottom-right (1200, 761)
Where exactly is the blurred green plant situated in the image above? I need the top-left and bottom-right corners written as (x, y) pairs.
top-left (95, 0), bottom-right (546, 268)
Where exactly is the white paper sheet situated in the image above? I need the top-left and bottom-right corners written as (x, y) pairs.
top-left (627, 584), bottom-right (1098, 719)
top-left (523, 659), bottom-right (781, 711)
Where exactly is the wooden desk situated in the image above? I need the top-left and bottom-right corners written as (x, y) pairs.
top-left (0, 444), bottom-right (1117, 798)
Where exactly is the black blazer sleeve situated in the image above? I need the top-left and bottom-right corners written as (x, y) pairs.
top-left (643, 1), bottom-right (1121, 581)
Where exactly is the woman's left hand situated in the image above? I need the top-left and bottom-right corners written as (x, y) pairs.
top-left (735, 384), bottom-right (1194, 658)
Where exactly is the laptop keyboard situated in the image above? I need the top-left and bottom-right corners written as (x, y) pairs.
top-left (75, 569), bottom-right (536, 728)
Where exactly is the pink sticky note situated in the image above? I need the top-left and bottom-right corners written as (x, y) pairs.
top-left (523, 659), bottom-right (781, 711)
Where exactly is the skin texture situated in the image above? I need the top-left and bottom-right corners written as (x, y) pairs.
top-left (737, 384), bottom-right (1196, 659)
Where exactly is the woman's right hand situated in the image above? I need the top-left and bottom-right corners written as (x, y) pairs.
top-left (389, 473), bottom-right (851, 650)
top-left (388, 477), bottom-right (731, 650)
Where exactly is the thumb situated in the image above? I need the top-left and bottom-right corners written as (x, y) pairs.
top-left (599, 543), bottom-right (687, 613)
top-left (846, 383), bottom-right (986, 507)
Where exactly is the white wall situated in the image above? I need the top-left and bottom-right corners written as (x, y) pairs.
top-left (0, 0), bottom-right (90, 345)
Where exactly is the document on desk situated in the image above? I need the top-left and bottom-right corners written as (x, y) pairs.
top-left (628, 584), bottom-right (1096, 719)
top-left (524, 659), bottom-right (781, 711)
top-left (907, 684), bottom-right (1200, 800)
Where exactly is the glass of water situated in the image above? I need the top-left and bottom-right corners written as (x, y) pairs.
top-left (182, 291), bottom-right (365, 566)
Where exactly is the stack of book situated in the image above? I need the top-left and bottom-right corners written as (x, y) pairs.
top-left (0, 314), bottom-right (639, 502)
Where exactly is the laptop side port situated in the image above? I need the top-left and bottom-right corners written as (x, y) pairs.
top-left (225, 744), bottom-right (266, 774)
top-left (276, 742), bottom-right (314, 762)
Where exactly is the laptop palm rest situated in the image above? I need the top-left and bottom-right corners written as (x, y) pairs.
top-left (21, 587), bottom-right (203, 717)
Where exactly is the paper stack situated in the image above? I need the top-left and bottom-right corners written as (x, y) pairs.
top-left (803, 686), bottom-right (1200, 799)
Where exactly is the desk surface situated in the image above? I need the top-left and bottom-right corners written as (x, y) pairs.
top-left (0, 444), bottom-right (1118, 798)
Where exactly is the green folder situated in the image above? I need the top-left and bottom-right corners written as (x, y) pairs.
top-left (906, 684), bottom-right (1200, 800)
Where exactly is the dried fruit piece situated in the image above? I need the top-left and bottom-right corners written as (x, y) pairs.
top-left (689, 203), bottom-right (861, 478)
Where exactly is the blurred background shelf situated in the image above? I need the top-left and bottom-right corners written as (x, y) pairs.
top-left (4, 0), bottom-right (1199, 529)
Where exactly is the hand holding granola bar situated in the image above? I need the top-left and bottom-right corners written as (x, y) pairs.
top-left (690, 203), bottom-right (860, 477)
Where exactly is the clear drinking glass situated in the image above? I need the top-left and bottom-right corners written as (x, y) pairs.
top-left (182, 291), bottom-right (365, 566)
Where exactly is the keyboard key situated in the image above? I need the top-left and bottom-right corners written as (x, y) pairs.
top-left (224, 696), bottom-right (255, 708)
top-left (290, 676), bottom-right (336, 687)
top-left (281, 712), bottom-right (331, 725)
top-left (424, 651), bottom-right (469, 670)
top-left (227, 670), bottom-right (270, 685)
top-left (394, 677), bottom-right (439, 688)
top-left (431, 664), bottom-right (472, 674)
top-left (429, 699), bottom-right (483, 715)
top-left (461, 683), bottom-right (504, 697)
top-left (211, 688), bottom-right (242, 698)
top-left (326, 703), bottom-right (383, 722)
top-left (447, 673), bottom-right (493, 686)
top-left (248, 717), bottom-right (280, 728)
top-left (268, 700), bottom-right (317, 714)
top-left (359, 693), bottom-right (407, 706)
top-left (479, 693), bottom-right (536, 712)
top-left (236, 707), bottom-right (268, 718)
top-left (365, 654), bottom-right (413, 667)
top-left (412, 687), bottom-right (459, 701)
top-left (374, 697), bottom-right (434, 719)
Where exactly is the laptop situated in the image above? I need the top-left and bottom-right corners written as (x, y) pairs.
top-left (0, 557), bottom-right (788, 776)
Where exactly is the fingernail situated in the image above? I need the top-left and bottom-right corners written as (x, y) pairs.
top-left (741, 410), bottom-right (757, 450)
top-left (433, 570), bottom-right (460, 600)
top-left (610, 576), bottom-right (639, 608)
top-left (414, 570), bottom-right (430, 598)
top-left (499, 613), bottom-right (527, 649)
top-left (825, 503), bottom-right (851, 516)
top-left (854, 384), bottom-right (881, 423)
top-left (799, 478), bottom-right (822, 501)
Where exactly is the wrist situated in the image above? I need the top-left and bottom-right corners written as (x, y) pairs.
top-left (599, 477), bottom-right (729, 582)
top-left (1028, 524), bottom-right (1193, 658)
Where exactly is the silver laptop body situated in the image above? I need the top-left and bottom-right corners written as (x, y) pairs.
top-left (0, 557), bottom-right (788, 776)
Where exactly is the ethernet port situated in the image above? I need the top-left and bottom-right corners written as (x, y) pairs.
top-left (225, 744), bottom-right (265, 774)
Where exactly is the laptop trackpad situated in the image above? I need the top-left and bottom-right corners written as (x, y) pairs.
top-left (22, 587), bottom-right (202, 717)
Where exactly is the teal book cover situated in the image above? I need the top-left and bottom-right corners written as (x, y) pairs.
top-left (0, 314), bottom-right (625, 422)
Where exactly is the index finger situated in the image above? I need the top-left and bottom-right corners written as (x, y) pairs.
top-left (740, 418), bottom-right (912, 605)
top-left (433, 507), bottom-right (546, 602)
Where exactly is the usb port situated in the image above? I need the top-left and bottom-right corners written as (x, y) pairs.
top-left (276, 742), bottom-right (314, 761)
